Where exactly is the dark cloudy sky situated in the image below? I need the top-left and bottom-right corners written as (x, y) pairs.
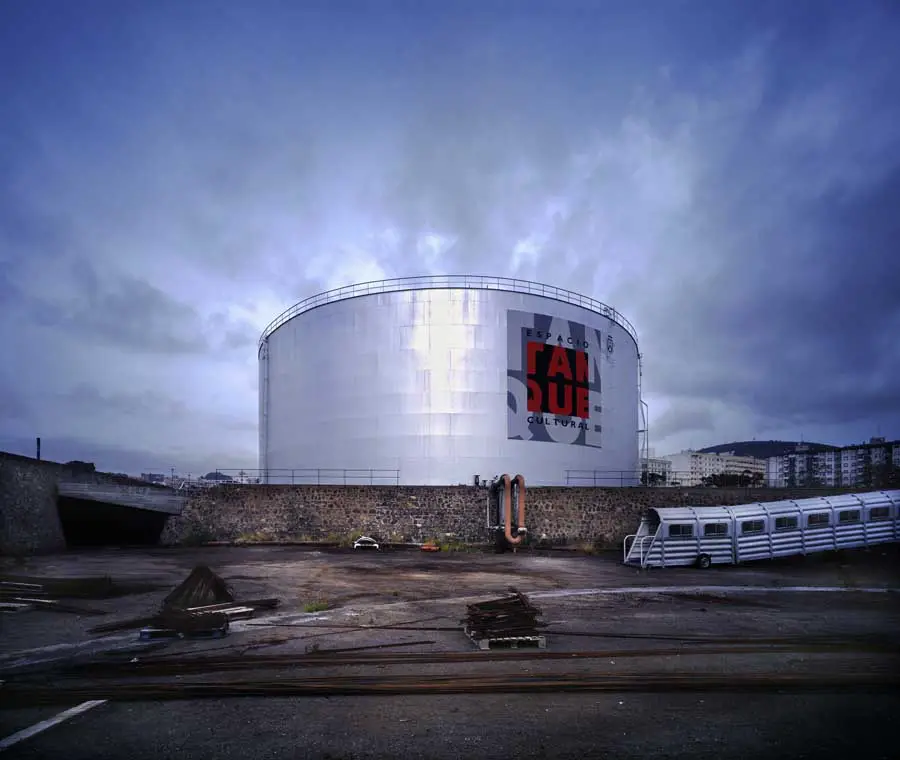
top-left (1, 0), bottom-right (899, 475)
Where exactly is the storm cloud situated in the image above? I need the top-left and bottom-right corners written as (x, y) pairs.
top-left (1, 0), bottom-right (898, 473)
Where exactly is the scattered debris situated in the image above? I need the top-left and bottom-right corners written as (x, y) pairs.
top-left (86, 598), bottom-right (279, 635)
top-left (52, 637), bottom-right (900, 679)
top-left (0, 578), bottom-right (109, 615)
top-left (1, 575), bottom-right (165, 601)
top-left (464, 588), bottom-right (547, 650)
top-left (126, 566), bottom-right (243, 640)
top-left (10, 598), bottom-right (106, 616)
top-left (182, 600), bottom-right (277, 614)
top-left (352, 536), bottom-right (380, 551)
top-left (0, 581), bottom-right (43, 593)
top-left (82, 566), bottom-right (279, 641)
top-left (305, 640), bottom-right (437, 656)
top-left (658, 592), bottom-right (780, 609)
top-left (0, 602), bottom-right (32, 613)
top-left (163, 566), bottom-right (234, 609)
top-left (5, 670), bottom-right (898, 707)
top-left (87, 616), bottom-right (165, 634)
top-left (140, 610), bottom-right (230, 641)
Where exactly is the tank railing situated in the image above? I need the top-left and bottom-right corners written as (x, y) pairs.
top-left (141, 468), bottom-right (867, 489)
top-left (257, 274), bottom-right (638, 351)
top-left (142, 468), bottom-right (401, 487)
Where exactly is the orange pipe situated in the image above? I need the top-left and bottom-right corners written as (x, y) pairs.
top-left (501, 474), bottom-right (511, 541)
top-left (504, 473), bottom-right (526, 545)
top-left (514, 473), bottom-right (526, 532)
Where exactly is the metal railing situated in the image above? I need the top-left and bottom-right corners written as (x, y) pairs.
top-left (140, 468), bottom-right (402, 488)
top-left (564, 470), bottom-right (881, 489)
top-left (565, 470), bottom-right (644, 486)
top-left (258, 274), bottom-right (639, 352)
top-left (134, 468), bottom-right (881, 490)
top-left (623, 533), bottom-right (657, 566)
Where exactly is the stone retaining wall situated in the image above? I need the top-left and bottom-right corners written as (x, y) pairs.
top-left (0, 452), bottom-right (173, 555)
top-left (160, 483), bottom-right (870, 548)
top-left (0, 453), bottom-right (67, 555)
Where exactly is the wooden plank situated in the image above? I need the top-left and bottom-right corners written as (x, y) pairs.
top-left (0, 602), bottom-right (33, 612)
top-left (11, 598), bottom-right (106, 616)
top-left (220, 607), bottom-right (255, 620)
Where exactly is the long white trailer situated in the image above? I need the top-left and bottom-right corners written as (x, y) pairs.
top-left (623, 490), bottom-right (900, 569)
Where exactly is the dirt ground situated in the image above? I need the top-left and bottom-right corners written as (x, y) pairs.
top-left (1, 544), bottom-right (899, 662)
top-left (2, 545), bottom-right (899, 759)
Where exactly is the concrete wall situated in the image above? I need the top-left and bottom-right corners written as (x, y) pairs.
top-left (0, 453), bottom-right (67, 555)
top-left (160, 484), bottom-right (874, 548)
top-left (0, 452), bottom-right (173, 555)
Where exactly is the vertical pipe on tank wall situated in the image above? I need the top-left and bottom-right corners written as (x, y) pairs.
top-left (503, 474), bottom-right (526, 545)
top-left (260, 339), bottom-right (270, 484)
top-left (637, 350), bottom-right (649, 483)
top-left (641, 400), bottom-right (650, 474)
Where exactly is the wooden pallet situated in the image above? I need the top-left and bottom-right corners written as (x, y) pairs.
top-left (465, 627), bottom-right (547, 650)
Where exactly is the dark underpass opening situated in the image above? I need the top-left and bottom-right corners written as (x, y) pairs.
top-left (57, 497), bottom-right (168, 547)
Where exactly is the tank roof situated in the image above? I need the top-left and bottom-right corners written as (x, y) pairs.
top-left (259, 274), bottom-right (638, 351)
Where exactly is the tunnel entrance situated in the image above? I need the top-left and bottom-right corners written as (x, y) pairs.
top-left (57, 497), bottom-right (168, 547)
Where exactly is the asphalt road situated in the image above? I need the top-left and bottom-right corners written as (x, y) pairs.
top-left (2, 691), bottom-right (897, 760)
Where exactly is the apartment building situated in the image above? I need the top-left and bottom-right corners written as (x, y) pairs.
top-left (766, 438), bottom-right (900, 488)
top-left (661, 450), bottom-right (766, 487)
top-left (641, 457), bottom-right (673, 484)
top-left (719, 454), bottom-right (768, 480)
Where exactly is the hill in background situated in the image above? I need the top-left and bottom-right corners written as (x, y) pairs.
top-left (696, 440), bottom-right (838, 459)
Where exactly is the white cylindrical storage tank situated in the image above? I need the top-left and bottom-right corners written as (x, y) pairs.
top-left (259, 275), bottom-right (641, 486)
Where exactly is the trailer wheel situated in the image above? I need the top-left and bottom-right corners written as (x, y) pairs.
top-left (697, 554), bottom-right (712, 570)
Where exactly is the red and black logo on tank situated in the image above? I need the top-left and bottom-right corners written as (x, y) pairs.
top-left (525, 341), bottom-right (590, 420)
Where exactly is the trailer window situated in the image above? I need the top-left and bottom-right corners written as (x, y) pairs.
top-left (669, 524), bottom-right (694, 538)
top-left (775, 516), bottom-right (798, 531)
top-left (869, 506), bottom-right (891, 521)
top-left (703, 523), bottom-right (728, 536)
top-left (808, 513), bottom-right (830, 527)
top-left (838, 510), bottom-right (860, 524)
top-left (741, 520), bottom-right (765, 535)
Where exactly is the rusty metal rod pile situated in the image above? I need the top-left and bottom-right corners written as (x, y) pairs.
top-left (42, 639), bottom-right (900, 678)
top-left (464, 589), bottom-right (544, 640)
top-left (2, 670), bottom-right (898, 707)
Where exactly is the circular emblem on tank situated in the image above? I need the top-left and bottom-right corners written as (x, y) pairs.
top-left (606, 335), bottom-right (615, 354)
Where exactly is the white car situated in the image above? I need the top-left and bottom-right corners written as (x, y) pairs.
top-left (352, 536), bottom-right (380, 551)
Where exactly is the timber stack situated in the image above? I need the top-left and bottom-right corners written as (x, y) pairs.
top-left (463, 588), bottom-right (546, 649)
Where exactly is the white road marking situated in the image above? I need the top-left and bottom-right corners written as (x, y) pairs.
top-left (529, 585), bottom-right (897, 599)
top-left (0, 701), bottom-right (107, 752)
